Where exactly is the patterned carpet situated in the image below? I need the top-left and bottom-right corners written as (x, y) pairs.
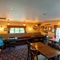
top-left (0, 44), bottom-right (59, 60)
top-left (0, 44), bottom-right (28, 60)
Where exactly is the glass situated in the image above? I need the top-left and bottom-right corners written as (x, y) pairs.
top-left (10, 28), bottom-right (14, 33)
top-left (19, 28), bottom-right (25, 33)
top-left (15, 28), bottom-right (19, 33)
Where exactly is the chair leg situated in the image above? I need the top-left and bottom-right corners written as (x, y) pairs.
top-left (36, 55), bottom-right (38, 60)
top-left (36, 51), bottom-right (38, 60)
top-left (0, 49), bottom-right (2, 52)
top-left (33, 55), bottom-right (38, 60)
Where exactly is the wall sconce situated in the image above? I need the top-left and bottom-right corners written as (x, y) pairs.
top-left (0, 26), bottom-right (4, 30)
top-left (8, 22), bottom-right (10, 25)
top-left (36, 24), bottom-right (38, 26)
top-left (1, 26), bottom-right (2, 28)
top-left (23, 20), bottom-right (26, 26)
top-left (35, 19), bottom-right (38, 26)
top-left (29, 27), bottom-right (32, 30)
top-left (23, 23), bottom-right (26, 26)
top-left (7, 19), bottom-right (10, 25)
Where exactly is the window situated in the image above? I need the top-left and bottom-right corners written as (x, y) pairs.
top-left (9, 28), bottom-right (25, 34)
top-left (7, 26), bottom-right (26, 34)
top-left (19, 28), bottom-right (25, 33)
top-left (15, 28), bottom-right (19, 33)
top-left (10, 28), bottom-right (15, 33)
top-left (56, 28), bottom-right (60, 42)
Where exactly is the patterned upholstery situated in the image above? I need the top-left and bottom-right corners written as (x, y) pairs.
top-left (0, 36), bottom-right (4, 47)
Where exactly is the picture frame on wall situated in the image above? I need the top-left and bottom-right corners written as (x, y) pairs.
top-left (33, 25), bottom-right (37, 30)
top-left (44, 26), bottom-right (48, 31)
top-left (41, 26), bottom-right (44, 32)
top-left (41, 24), bottom-right (52, 33)
top-left (4, 28), bottom-right (7, 31)
top-left (41, 26), bottom-right (44, 29)
top-left (48, 26), bottom-right (52, 31)
top-left (52, 28), bottom-right (54, 33)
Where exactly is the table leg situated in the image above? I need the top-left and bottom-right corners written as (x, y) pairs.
top-left (57, 55), bottom-right (60, 60)
top-left (48, 56), bottom-right (58, 60)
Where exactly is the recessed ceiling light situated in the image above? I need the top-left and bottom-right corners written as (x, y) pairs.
top-left (10, 8), bottom-right (13, 10)
top-left (43, 13), bottom-right (46, 15)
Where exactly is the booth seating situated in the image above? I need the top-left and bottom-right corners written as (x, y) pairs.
top-left (17, 36), bottom-right (40, 42)
top-left (4, 35), bottom-right (45, 48)
top-left (17, 36), bottom-right (31, 39)
top-left (4, 36), bottom-right (32, 47)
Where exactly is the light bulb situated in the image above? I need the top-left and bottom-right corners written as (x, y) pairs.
top-left (8, 22), bottom-right (9, 25)
top-left (23, 23), bottom-right (26, 26)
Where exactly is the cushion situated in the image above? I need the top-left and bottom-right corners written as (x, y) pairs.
top-left (0, 36), bottom-right (4, 46)
top-left (17, 36), bottom-right (31, 39)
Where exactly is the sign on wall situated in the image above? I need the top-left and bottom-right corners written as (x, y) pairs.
top-left (4, 28), bottom-right (7, 31)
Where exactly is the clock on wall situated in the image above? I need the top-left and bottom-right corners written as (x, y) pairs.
top-left (33, 25), bottom-right (37, 30)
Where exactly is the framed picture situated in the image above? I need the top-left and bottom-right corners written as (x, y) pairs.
top-left (33, 25), bottom-right (37, 30)
top-left (52, 29), bottom-right (54, 33)
top-left (41, 26), bottom-right (44, 29)
top-left (48, 26), bottom-right (52, 31)
top-left (44, 26), bottom-right (48, 31)
top-left (4, 28), bottom-right (7, 31)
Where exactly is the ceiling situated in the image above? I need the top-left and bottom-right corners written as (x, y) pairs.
top-left (0, 0), bottom-right (60, 22)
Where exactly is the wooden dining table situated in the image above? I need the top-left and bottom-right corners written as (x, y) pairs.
top-left (31, 42), bottom-right (60, 60)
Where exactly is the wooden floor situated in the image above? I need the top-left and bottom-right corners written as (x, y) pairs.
top-left (38, 55), bottom-right (47, 60)
top-left (34, 55), bottom-right (47, 60)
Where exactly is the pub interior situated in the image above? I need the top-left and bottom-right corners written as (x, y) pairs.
top-left (0, 0), bottom-right (60, 60)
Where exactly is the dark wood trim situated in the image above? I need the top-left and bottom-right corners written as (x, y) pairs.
top-left (54, 25), bottom-right (60, 28)
top-left (7, 25), bottom-right (26, 28)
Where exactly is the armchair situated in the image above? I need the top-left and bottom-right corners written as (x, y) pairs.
top-left (0, 36), bottom-right (4, 51)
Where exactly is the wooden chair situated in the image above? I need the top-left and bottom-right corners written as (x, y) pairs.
top-left (27, 41), bottom-right (40, 60)
top-left (43, 35), bottom-right (49, 45)
top-left (55, 39), bottom-right (60, 50)
top-left (8, 37), bottom-right (16, 48)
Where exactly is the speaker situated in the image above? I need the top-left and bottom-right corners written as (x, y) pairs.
top-left (38, 24), bottom-right (40, 26)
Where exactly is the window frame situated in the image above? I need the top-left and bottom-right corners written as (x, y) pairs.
top-left (7, 25), bottom-right (26, 34)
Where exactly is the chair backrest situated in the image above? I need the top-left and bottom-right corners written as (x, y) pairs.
top-left (44, 35), bottom-right (49, 45)
top-left (59, 39), bottom-right (60, 45)
top-left (0, 36), bottom-right (4, 46)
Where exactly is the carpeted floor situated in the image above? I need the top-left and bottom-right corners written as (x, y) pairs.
top-left (0, 44), bottom-right (58, 60)
top-left (0, 45), bottom-right (28, 60)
